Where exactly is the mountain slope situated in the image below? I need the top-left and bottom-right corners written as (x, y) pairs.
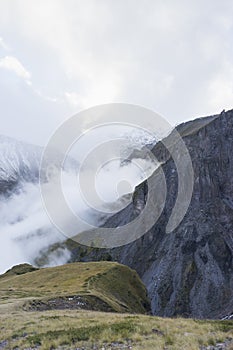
top-left (0, 135), bottom-right (42, 194)
top-left (0, 135), bottom-right (81, 274)
top-left (0, 262), bottom-right (151, 314)
top-left (0, 134), bottom-right (78, 195)
top-left (63, 109), bottom-right (233, 319)
top-left (0, 264), bottom-right (232, 350)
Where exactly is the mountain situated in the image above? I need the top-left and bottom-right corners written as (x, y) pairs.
top-left (59, 109), bottom-right (233, 319)
top-left (2, 110), bottom-right (233, 319)
top-left (0, 135), bottom-right (42, 194)
top-left (0, 135), bottom-right (79, 274)
top-left (0, 134), bottom-right (78, 196)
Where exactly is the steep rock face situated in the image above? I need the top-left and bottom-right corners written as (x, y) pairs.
top-left (68, 110), bottom-right (233, 319)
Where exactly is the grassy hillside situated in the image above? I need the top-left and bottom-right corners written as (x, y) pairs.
top-left (0, 263), bottom-right (39, 278)
top-left (0, 262), bottom-right (150, 314)
top-left (0, 262), bottom-right (232, 350)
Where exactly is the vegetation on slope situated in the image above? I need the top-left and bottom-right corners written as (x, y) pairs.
top-left (0, 262), bottom-right (232, 349)
top-left (0, 263), bottom-right (39, 278)
top-left (0, 262), bottom-right (150, 314)
top-left (0, 308), bottom-right (232, 350)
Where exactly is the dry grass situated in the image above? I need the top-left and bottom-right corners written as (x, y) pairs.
top-left (0, 262), bottom-right (150, 314)
top-left (0, 309), bottom-right (232, 349)
top-left (0, 263), bottom-right (232, 349)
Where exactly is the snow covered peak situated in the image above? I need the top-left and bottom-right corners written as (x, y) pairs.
top-left (0, 135), bottom-right (42, 194)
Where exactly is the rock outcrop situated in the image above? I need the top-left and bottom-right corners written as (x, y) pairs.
top-left (58, 110), bottom-right (233, 319)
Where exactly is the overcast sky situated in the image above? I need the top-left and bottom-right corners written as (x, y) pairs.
top-left (0, 0), bottom-right (233, 146)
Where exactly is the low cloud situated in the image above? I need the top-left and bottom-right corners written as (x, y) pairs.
top-left (0, 127), bottom-right (158, 273)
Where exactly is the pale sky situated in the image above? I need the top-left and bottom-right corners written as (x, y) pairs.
top-left (0, 0), bottom-right (233, 146)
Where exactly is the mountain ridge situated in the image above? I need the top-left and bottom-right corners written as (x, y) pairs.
top-left (1, 110), bottom-right (233, 320)
top-left (58, 109), bottom-right (233, 319)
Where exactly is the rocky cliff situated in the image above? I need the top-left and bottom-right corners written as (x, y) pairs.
top-left (55, 110), bottom-right (233, 319)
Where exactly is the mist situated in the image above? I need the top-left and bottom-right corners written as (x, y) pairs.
top-left (0, 127), bottom-right (158, 274)
top-left (0, 183), bottom-right (71, 274)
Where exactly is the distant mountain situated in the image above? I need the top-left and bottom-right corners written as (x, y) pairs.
top-left (0, 135), bottom-right (42, 194)
top-left (0, 135), bottom-right (78, 274)
top-left (0, 135), bottom-right (78, 196)
top-left (60, 110), bottom-right (233, 319)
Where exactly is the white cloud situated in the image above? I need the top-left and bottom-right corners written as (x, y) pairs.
top-left (0, 55), bottom-right (58, 104)
top-left (207, 60), bottom-right (233, 112)
top-left (0, 0), bottom-right (233, 143)
top-left (0, 55), bottom-right (31, 82)
top-left (34, 88), bottom-right (58, 103)
top-left (0, 37), bottom-right (9, 50)
top-left (64, 92), bottom-right (82, 107)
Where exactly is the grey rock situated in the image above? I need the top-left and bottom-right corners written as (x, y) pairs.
top-left (68, 110), bottom-right (233, 319)
top-left (0, 340), bottom-right (8, 349)
top-left (200, 338), bottom-right (233, 350)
